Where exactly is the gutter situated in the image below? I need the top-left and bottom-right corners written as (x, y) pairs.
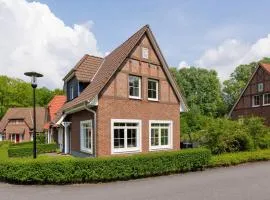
top-left (84, 101), bottom-right (97, 158)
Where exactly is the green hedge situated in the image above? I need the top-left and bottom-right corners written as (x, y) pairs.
top-left (8, 144), bottom-right (58, 158)
top-left (0, 148), bottom-right (211, 184)
top-left (208, 149), bottom-right (270, 168)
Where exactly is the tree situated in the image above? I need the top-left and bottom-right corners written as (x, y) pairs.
top-left (170, 67), bottom-right (225, 117)
top-left (223, 57), bottom-right (270, 111)
top-left (0, 75), bottom-right (64, 119)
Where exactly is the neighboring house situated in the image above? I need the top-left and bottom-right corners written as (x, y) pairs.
top-left (229, 63), bottom-right (270, 125)
top-left (44, 95), bottom-right (66, 144)
top-left (54, 24), bottom-right (188, 157)
top-left (0, 107), bottom-right (46, 143)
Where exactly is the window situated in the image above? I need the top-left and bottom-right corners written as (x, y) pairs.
top-left (9, 119), bottom-right (24, 125)
top-left (252, 95), bottom-right (260, 107)
top-left (263, 93), bottom-right (270, 106)
top-left (142, 47), bottom-right (149, 59)
top-left (258, 83), bottom-right (264, 92)
top-left (148, 79), bottom-right (159, 101)
top-left (80, 120), bottom-right (93, 153)
top-left (149, 120), bottom-right (173, 150)
top-left (111, 119), bottom-right (141, 154)
top-left (70, 86), bottom-right (74, 100)
top-left (129, 75), bottom-right (141, 99)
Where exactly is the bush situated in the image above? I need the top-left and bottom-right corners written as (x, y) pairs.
top-left (0, 148), bottom-right (211, 184)
top-left (208, 149), bottom-right (270, 167)
top-left (8, 143), bottom-right (58, 158)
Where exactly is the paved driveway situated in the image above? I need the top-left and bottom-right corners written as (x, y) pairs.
top-left (1, 161), bottom-right (270, 200)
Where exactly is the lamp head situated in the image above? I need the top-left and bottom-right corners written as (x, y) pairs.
top-left (24, 72), bottom-right (43, 88)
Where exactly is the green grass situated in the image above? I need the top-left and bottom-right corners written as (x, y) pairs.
top-left (208, 149), bottom-right (270, 167)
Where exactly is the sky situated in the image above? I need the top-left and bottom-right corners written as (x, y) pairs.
top-left (1, 0), bottom-right (270, 89)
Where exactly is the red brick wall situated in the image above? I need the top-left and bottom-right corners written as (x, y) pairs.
top-left (69, 110), bottom-right (94, 152)
top-left (96, 97), bottom-right (180, 156)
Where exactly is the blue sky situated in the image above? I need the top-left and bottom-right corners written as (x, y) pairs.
top-left (35, 0), bottom-right (270, 67)
top-left (1, 0), bottom-right (270, 88)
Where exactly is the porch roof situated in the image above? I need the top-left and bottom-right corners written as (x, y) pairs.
top-left (5, 125), bottom-right (26, 134)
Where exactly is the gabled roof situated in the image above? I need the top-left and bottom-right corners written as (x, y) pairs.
top-left (55, 24), bottom-right (188, 122)
top-left (63, 54), bottom-right (104, 82)
top-left (44, 95), bottom-right (66, 129)
top-left (0, 107), bottom-right (46, 133)
top-left (229, 62), bottom-right (270, 117)
top-left (5, 125), bottom-right (26, 135)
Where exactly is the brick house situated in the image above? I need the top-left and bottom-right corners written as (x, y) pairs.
top-left (229, 63), bottom-right (270, 125)
top-left (44, 95), bottom-right (66, 143)
top-left (54, 25), bottom-right (188, 157)
top-left (0, 107), bottom-right (46, 143)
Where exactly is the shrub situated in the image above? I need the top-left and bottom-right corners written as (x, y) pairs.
top-left (208, 149), bottom-right (270, 167)
top-left (8, 143), bottom-right (58, 158)
top-left (0, 148), bottom-right (211, 184)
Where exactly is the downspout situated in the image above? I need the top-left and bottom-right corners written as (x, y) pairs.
top-left (84, 102), bottom-right (97, 158)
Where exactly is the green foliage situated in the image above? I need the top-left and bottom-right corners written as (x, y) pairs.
top-left (0, 148), bottom-right (211, 184)
top-left (36, 133), bottom-right (46, 144)
top-left (170, 67), bottom-right (225, 117)
top-left (181, 109), bottom-right (270, 154)
top-left (0, 75), bottom-right (64, 118)
top-left (8, 143), bottom-right (58, 158)
top-left (208, 149), bottom-right (270, 167)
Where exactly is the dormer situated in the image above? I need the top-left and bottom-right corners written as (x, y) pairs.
top-left (63, 54), bottom-right (103, 101)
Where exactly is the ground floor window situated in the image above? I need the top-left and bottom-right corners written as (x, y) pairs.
top-left (80, 120), bottom-right (93, 154)
top-left (10, 134), bottom-right (22, 143)
top-left (149, 120), bottom-right (173, 150)
top-left (111, 119), bottom-right (141, 154)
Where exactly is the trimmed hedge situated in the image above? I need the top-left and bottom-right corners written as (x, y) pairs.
top-left (0, 148), bottom-right (211, 184)
top-left (8, 144), bottom-right (58, 158)
top-left (208, 149), bottom-right (270, 168)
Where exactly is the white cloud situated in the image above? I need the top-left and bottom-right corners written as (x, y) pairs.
top-left (0, 0), bottom-right (102, 89)
top-left (196, 34), bottom-right (270, 81)
top-left (178, 60), bottom-right (189, 69)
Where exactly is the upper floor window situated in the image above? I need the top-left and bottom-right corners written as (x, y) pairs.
top-left (148, 79), bottom-right (159, 101)
top-left (142, 47), bottom-right (149, 59)
top-left (258, 83), bottom-right (264, 92)
top-left (129, 75), bottom-right (141, 99)
top-left (263, 93), bottom-right (270, 106)
top-left (70, 86), bottom-right (74, 100)
top-left (252, 95), bottom-right (260, 107)
top-left (9, 119), bottom-right (24, 125)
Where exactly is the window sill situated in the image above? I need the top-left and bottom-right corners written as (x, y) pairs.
top-left (129, 96), bottom-right (142, 100)
top-left (263, 104), bottom-right (270, 106)
top-left (148, 98), bottom-right (159, 102)
top-left (112, 148), bottom-right (141, 155)
top-left (149, 146), bottom-right (173, 152)
top-left (252, 105), bottom-right (260, 108)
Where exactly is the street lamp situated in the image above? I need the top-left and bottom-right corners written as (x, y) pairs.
top-left (24, 72), bottom-right (43, 159)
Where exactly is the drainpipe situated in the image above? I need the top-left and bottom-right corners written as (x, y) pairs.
top-left (84, 102), bottom-right (97, 158)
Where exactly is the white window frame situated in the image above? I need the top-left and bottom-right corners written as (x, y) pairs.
top-left (263, 93), bottom-right (270, 106)
top-left (70, 86), bottom-right (74, 100)
top-left (80, 120), bottom-right (93, 154)
top-left (148, 79), bottom-right (159, 101)
top-left (252, 95), bottom-right (260, 107)
top-left (142, 47), bottom-right (149, 59)
top-left (149, 120), bottom-right (173, 151)
top-left (128, 75), bottom-right (141, 99)
top-left (111, 119), bottom-right (142, 154)
top-left (258, 83), bottom-right (264, 92)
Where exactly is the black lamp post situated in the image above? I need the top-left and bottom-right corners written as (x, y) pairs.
top-left (24, 72), bottom-right (43, 159)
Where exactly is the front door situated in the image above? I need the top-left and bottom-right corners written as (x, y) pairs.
top-left (15, 134), bottom-right (20, 143)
